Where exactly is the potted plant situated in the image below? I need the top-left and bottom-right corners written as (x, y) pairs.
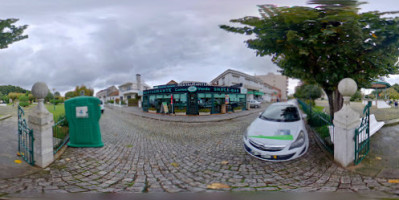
top-left (234, 106), bottom-right (243, 112)
top-left (174, 108), bottom-right (186, 116)
top-left (148, 107), bottom-right (157, 114)
top-left (199, 108), bottom-right (211, 116)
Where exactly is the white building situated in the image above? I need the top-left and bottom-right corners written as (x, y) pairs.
top-left (95, 85), bottom-right (119, 103)
top-left (118, 74), bottom-right (151, 104)
top-left (210, 69), bottom-right (279, 102)
top-left (256, 72), bottom-right (288, 101)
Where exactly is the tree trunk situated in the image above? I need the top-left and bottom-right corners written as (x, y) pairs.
top-left (333, 88), bottom-right (343, 114)
top-left (325, 89), bottom-right (344, 121)
top-left (326, 90), bottom-right (335, 120)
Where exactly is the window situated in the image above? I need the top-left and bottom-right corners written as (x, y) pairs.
top-left (260, 105), bottom-right (300, 122)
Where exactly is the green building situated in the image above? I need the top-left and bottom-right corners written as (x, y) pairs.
top-left (142, 83), bottom-right (246, 115)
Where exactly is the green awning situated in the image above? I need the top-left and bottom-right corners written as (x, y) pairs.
top-left (254, 91), bottom-right (264, 96)
top-left (247, 91), bottom-right (254, 94)
top-left (371, 81), bottom-right (391, 89)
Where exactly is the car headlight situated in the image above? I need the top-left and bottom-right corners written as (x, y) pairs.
top-left (289, 131), bottom-right (305, 150)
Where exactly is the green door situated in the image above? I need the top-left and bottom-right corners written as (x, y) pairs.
top-left (187, 93), bottom-right (198, 115)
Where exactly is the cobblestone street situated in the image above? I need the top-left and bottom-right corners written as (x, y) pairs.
top-left (1, 107), bottom-right (399, 197)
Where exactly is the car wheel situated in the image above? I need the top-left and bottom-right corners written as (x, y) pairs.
top-left (101, 110), bottom-right (104, 114)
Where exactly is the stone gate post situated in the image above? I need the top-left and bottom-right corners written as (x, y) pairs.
top-left (333, 78), bottom-right (361, 167)
top-left (28, 82), bottom-right (54, 168)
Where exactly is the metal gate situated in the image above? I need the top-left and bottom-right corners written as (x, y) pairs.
top-left (354, 101), bottom-right (371, 165)
top-left (17, 105), bottom-right (35, 165)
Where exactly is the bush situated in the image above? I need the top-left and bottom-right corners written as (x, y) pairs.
top-left (19, 101), bottom-right (30, 107)
top-left (234, 106), bottom-right (242, 111)
top-left (115, 98), bottom-right (120, 104)
top-left (148, 107), bottom-right (156, 111)
top-left (18, 95), bottom-right (30, 107)
top-left (108, 100), bottom-right (114, 104)
top-left (199, 108), bottom-right (211, 112)
top-left (128, 98), bottom-right (138, 107)
top-left (174, 108), bottom-right (186, 113)
top-left (50, 99), bottom-right (64, 105)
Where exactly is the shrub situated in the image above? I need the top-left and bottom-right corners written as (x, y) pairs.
top-left (128, 98), bottom-right (139, 107)
top-left (234, 107), bottom-right (242, 111)
top-left (18, 95), bottom-right (30, 107)
top-left (199, 108), bottom-right (211, 112)
top-left (19, 101), bottom-right (30, 107)
top-left (148, 107), bottom-right (156, 111)
top-left (108, 100), bottom-right (114, 104)
top-left (115, 98), bottom-right (120, 104)
top-left (174, 108), bottom-right (186, 113)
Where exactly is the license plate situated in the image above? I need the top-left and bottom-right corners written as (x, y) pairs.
top-left (261, 154), bottom-right (271, 159)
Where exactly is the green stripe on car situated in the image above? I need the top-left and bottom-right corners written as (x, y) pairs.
top-left (249, 135), bottom-right (294, 140)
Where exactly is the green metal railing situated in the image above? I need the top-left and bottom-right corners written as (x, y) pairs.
top-left (297, 99), bottom-right (334, 153)
top-left (17, 105), bottom-right (35, 165)
top-left (53, 117), bottom-right (69, 154)
top-left (354, 101), bottom-right (371, 165)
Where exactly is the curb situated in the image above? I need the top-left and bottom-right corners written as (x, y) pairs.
top-left (0, 114), bottom-right (12, 121)
top-left (383, 119), bottom-right (399, 127)
top-left (107, 106), bottom-right (261, 123)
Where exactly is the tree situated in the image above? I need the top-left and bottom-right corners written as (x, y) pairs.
top-left (392, 83), bottom-right (399, 93)
top-left (385, 88), bottom-right (399, 100)
top-left (0, 19), bottom-right (28, 49)
top-left (54, 91), bottom-right (61, 98)
top-left (65, 91), bottom-right (75, 99)
top-left (0, 85), bottom-right (28, 95)
top-left (45, 90), bottom-right (54, 103)
top-left (294, 83), bottom-right (323, 101)
top-left (220, 1), bottom-right (399, 119)
top-left (350, 90), bottom-right (363, 101)
top-left (73, 85), bottom-right (94, 97)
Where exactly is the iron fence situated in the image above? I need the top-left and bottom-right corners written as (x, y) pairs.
top-left (297, 99), bottom-right (334, 154)
top-left (354, 101), bottom-right (371, 165)
top-left (53, 117), bottom-right (69, 154)
top-left (17, 105), bottom-right (35, 165)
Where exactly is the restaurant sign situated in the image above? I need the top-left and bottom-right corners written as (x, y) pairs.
top-left (143, 86), bottom-right (240, 95)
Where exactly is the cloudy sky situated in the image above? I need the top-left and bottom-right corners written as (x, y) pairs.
top-left (0, 0), bottom-right (398, 95)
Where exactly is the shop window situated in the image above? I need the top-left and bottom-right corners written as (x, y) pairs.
top-left (198, 93), bottom-right (212, 111)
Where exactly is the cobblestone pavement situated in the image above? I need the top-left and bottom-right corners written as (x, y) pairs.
top-left (106, 103), bottom-right (268, 123)
top-left (1, 107), bottom-right (399, 197)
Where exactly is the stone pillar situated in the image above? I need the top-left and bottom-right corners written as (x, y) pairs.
top-left (28, 82), bottom-right (54, 168)
top-left (333, 78), bottom-right (360, 167)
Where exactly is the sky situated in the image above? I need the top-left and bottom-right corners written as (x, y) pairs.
top-left (0, 0), bottom-right (398, 95)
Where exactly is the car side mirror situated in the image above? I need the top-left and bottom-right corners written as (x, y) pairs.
top-left (302, 114), bottom-right (307, 119)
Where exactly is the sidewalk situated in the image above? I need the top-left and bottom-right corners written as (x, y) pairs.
top-left (0, 116), bottom-right (40, 179)
top-left (106, 103), bottom-right (269, 123)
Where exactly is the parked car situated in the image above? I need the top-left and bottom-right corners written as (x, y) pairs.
top-left (243, 101), bottom-right (309, 161)
top-left (100, 100), bottom-right (105, 114)
top-left (248, 100), bottom-right (261, 108)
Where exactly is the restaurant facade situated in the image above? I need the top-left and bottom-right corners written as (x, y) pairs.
top-left (142, 82), bottom-right (247, 115)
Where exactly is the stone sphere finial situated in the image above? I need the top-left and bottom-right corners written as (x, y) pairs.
top-left (338, 78), bottom-right (357, 97)
top-left (32, 82), bottom-right (49, 99)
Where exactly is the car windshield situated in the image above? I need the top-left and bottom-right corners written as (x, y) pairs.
top-left (259, 104), bottom-right (300, 122)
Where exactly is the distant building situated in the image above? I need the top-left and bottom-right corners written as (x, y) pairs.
top-left (210, 69), bottom-right (279, 102)
top-left (96, 85), bottom-right (119, 103)
top-left (118, 74), bottom-right (151, 104)
top-left (256, 72), bottom-right (288, 101)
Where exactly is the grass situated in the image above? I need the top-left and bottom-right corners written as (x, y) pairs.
top-left (313, 106), bottom-right (324, 112)
top-left (45, 103), bottom-right (65, 121)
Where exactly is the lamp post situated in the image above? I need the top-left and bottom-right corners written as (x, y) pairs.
top-left (52, 88), bottom-right (56, 111)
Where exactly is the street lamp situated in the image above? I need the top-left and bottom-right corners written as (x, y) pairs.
top-left (52, 88), bottom-right (56, 111)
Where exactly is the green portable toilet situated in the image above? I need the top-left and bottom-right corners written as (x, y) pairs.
top-left (65, 96), bottom-right (104, 147)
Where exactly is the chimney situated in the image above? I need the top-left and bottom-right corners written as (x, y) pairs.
top-left (136, 74), bottom-right (141, 91)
